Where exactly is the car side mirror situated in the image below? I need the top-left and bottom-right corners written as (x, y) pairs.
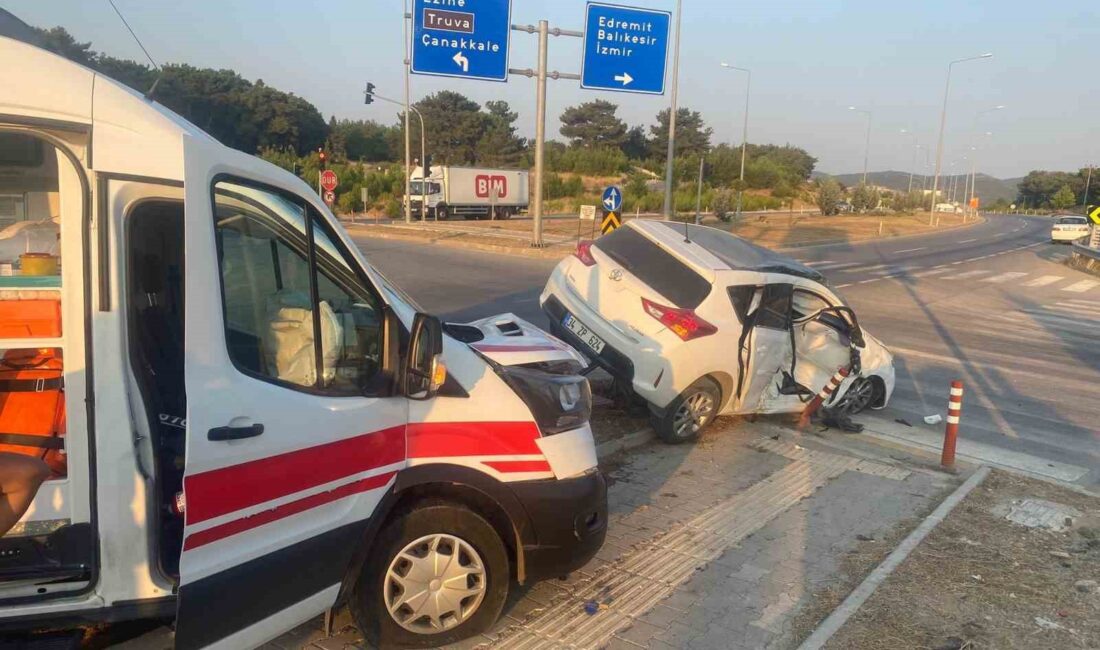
top-left (404, 312), bottom-right (445, 400)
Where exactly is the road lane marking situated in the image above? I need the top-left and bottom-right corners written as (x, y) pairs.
top-left (1062, 280), bottom-right (1099, 293)
top-left (959, 238), bottom-right (977, 243)
top-left (813, 261), bottom-right (862, 271)
top-left (1024, 275), bottom-right (1063, 287)
top-left (983, 272), bottom-right (1029, 284)
top-left (943, 270), bottom-right (990, 279)
top-left (914, 268), bottom-right (951, 276)
top-left (895, 247), bottom-right (926, 254)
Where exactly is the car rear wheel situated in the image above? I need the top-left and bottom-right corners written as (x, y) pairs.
top-left (833, 376), bottom-right (876, 415)
top-left (653, 378), bottom-right (720, 444)
top-left (350, 503), bottom-right (509, 648)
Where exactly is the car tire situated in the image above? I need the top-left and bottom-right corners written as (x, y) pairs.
top-left (652, 378), bottom-right (721, 444)
top-left (833, 376), bottom-right (877, 415)
top-left (350, 503), bottom-right (509, 649)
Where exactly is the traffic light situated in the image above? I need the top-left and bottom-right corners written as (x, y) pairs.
top-left (364, 82), bottom-right (376, 105)
top-left (318, 148), bottom-right (327, 169)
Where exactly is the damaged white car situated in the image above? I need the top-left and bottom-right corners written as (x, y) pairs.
top-left (541, 220), bottom-right (895, 443)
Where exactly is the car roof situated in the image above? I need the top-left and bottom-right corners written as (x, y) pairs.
top-left (631, 220), bottom-right (825, 283)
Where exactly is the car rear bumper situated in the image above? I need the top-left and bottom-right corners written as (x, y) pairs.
top-left (509, 469), bottom-right (607, 582)
top-left (1051, 230), bottom-right (1089, 241)
top-left (543, 294), bottom-right (635, 383)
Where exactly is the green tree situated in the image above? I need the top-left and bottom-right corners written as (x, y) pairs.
top-left (559, 100), bottom-right (627, 149)
top-left (478, 100), bottom-right (527, 166)
top-left (850, 183), bottom-right (880, 212)
top-left (1017, 170), bottom-right (1082, 208)
top-left (1051, 184), bottom-right (1076, 210)
top-left (649, 108), bottom-right (712, 159)
top-left (621, 125), bottom-right (649, 160)
top-left (816, 179), bottom-right (843, 216)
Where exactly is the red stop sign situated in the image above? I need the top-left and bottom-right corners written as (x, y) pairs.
top-left (320, 170), bottom-right (338, 192)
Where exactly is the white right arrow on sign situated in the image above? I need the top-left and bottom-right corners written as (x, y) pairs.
top-left (613, 72), bottom-right (633, 86)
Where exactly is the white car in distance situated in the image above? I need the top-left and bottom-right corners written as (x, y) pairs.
top-left (1051, 215), bottom-right (1091, 244)
top-left (541, 221), bottom-right (896, 443)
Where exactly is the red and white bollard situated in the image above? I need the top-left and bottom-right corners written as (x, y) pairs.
top-left (798, 367), bottom-right (850, 428)
top-left (941, 380), bottom-right (964, 470)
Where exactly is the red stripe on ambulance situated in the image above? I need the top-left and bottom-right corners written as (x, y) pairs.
top-left (407, 421), bottom-right (542, 457)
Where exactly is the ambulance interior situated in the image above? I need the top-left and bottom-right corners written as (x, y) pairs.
top-left (0, 131), bottom-right (86, 590)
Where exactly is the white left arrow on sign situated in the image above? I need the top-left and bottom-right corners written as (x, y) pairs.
top-left (613, 72), bottom-right (634, 86)
top-left (453, 51), bottom-right (469, 72)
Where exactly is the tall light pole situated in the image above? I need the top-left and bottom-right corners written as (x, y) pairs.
top-left (661, 0), bottom-right (683, 219)
top-left (402, 0), bottom-right (413, 223)
top-left (966, 105), bottom-right (1004, 214)
top-left (929, 53), bottom-right (993, 223)
top-left (365, 86), bottom-right (427, 221)
top-left (966, 130), bottom-right (993, 217)
top-left (720, 62), bottom-right (751, 219)
top-left (849, 106), bottom-right (872, 185)
top-left (1084, 164), bottom-right (1094, 209)
top-left (900, 129), bottom-right (921, 194)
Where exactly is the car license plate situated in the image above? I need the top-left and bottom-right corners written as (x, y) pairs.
top-left (562, 313), bottom-right (606, 354)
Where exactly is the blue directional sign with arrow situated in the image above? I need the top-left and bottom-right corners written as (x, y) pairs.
top-left (581, 2), bottom-right (671, 95)
top-left (411, 0), bottom-right (512, 82)
top-left (602, 186), bottom-right (623, 213)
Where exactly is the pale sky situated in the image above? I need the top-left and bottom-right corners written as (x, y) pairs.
top-left (7, 0), bottom-right (1098, 178)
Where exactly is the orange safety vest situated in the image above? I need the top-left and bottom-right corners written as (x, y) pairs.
top-left (0, 348), bottom-right (66, 477)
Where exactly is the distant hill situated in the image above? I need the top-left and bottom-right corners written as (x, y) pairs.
top-left (814, 170), bottom-right (1019, 203)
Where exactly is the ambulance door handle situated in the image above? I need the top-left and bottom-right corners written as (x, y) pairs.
top-left (208, 423), bottom-right (265, 441)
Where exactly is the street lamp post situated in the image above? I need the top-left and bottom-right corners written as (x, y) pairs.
top-left (661, 0), bottom-right (683, 219)
top-left (720, 63), bottom-right (751, 220)
top-left (402, 0), bottom-right (412, 223)
top-left (1084, 164), bottom-right (1094, 209)
top-left (849, 106), bottom-right (872, 185)
top-left (929, 53), bottom-right (993, 224)
top-left (365, 87), bottom-right (428, 221)
top-left (966, 106), bottom-right (1004, 217)
top-left (901, 129), bottom-right (920, 194)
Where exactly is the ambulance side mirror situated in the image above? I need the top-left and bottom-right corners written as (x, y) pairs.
top-left (404, 313), bottom-right (445, 400)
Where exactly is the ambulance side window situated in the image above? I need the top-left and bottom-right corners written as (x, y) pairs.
top-left (213, 180), bottom-right (383, 394)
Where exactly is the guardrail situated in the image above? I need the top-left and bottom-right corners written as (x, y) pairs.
top-left (1069, 240), bottom-right (1100, 276)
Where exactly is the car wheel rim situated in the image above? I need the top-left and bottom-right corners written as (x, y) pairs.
top-left (837, 378), bottom-right (874, 413)
top-left (384, 533), bottom-right (487, 634)
top-left (673, 390), bottom-right (715, 438)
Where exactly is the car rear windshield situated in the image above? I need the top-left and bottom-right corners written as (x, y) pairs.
top-left (1058, 217), bottom-right (1087, 225)
top-left (594, 227), bottom-right (711, 309)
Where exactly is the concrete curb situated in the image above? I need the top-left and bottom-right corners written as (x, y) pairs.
top-left (595, 426), bottom-right (656, 459)
top-left (796, 465), bottom-right (992, 650)
top-left (344, 225), bottom-right (573, 260)
top-left (346, 213), bottom-right (989, 260)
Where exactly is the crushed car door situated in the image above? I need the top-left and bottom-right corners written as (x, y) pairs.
top-left (791, 290), bottom-right (851, 395)
top-left (176, 137), bottom-right (407, 649)
top-left (734, 283), bottom-right (798, 414)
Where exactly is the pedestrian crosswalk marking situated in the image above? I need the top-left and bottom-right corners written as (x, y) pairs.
top-left (943, 269), bottom-right (990, 280)
top-left (983, 272), bottom-right (1029, 284)
top-left (1062, 280), bottom-right (1099, 293)
top-left (1024, 275), bottom-right (1063, 287)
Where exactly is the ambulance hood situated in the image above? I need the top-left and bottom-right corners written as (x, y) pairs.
top-left (452, 313), bottom-right (588, 368)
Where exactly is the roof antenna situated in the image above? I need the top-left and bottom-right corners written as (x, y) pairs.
top-left (107, 0), bottom-right (162, 99)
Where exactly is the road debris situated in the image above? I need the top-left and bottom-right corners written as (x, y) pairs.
top-left (924, 414), bottom-right (943, 425)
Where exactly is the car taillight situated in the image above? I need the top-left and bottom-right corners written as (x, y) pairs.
top-left (574, 240), bottom-right (597, 266)
top-left (641, 298), bottom-right (718, 341)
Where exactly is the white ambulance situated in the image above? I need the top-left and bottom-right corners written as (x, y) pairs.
top-left (0, 26), bottom-right (606, 649)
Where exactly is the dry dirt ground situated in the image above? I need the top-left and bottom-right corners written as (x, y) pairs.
top-left (823, 469), bottom-right (1100, 650)
top-left (347, 211), bottom-right (972, 255)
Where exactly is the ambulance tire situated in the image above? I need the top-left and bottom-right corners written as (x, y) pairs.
top-left (351, 502), bottom-right (509, 648)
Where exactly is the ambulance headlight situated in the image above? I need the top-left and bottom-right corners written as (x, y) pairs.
top-left (499, 366), bottom-right (592, 434)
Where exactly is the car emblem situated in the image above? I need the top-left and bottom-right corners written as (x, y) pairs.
top-left (608, 269), bottom-right (623, 281)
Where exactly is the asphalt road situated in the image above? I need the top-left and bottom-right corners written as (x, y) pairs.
top-left (351, 214), bottom-right (1100, 486)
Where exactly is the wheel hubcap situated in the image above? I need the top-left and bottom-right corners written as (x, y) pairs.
top-left (673, 390), bottom-right (715, 437)
top-left (837, 378), bottom-right (874, 413)
top-left (384, 533), bottom-right (487, 634)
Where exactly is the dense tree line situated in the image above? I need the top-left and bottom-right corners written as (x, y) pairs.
top-left (32, 24), bottom-right (820, 213)
top-left (1016, 169), bottom-right (1096, 209)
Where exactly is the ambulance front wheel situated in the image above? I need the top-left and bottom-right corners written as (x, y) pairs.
top-left (351, 502), bottom-right (510, 648)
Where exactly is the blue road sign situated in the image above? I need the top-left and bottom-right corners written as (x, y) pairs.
top-left (602, 186), bottom-right (623, 213)
top-left (581, 2), bottom-right (671, 95)
top-left (411, 0), bottom-right (512, 82)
